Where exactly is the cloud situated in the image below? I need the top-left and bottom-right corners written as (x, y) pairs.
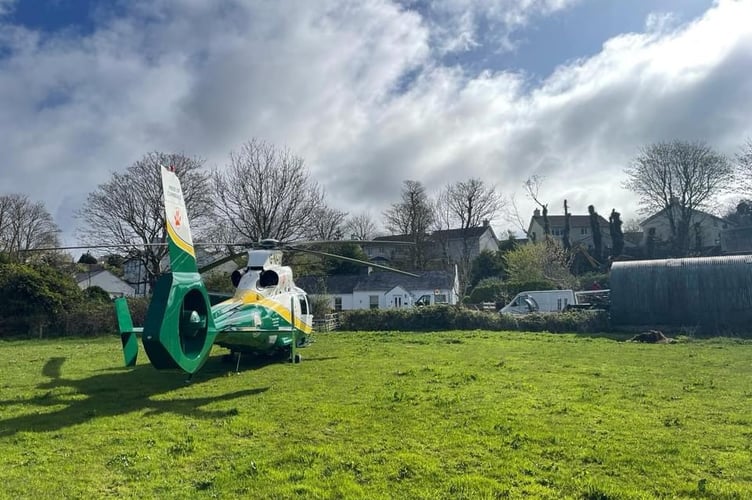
top-left (399, 0), bottom-right (581, 55)
top-left (0, 0), bottom-right (750, 243)
top-left (313, 0), bottom-right (752, 226)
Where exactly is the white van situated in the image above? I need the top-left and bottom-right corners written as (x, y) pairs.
top-left (500, 290), bottom-right (576, 315)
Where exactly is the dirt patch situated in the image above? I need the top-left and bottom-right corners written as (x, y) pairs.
top-left (627, 330), bottom-right (675, 343)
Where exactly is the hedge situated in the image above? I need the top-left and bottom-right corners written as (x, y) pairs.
top-left (339, 305), bottom-right (609, 333)
top-left (0, 296), bottom-right (150, 339)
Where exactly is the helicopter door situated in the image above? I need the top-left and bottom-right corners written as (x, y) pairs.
top-left (297, 294), bottom-right (313, 326)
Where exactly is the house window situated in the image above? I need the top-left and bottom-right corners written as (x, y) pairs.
top-left (551, 228), bottom-right (562, 236)
top-left (334, 297), bottom-right (342, 311)
top-left (580, 227), bottom-right (588, 235)
top-left (369, 295), bottom-right (379, 309)
top-left (434, 294), bottom-right (448, 304)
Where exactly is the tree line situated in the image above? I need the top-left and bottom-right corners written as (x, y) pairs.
top-left (3, 137), bottom-right (752, 298)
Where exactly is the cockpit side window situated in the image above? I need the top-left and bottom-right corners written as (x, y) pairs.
top-left (298, 295), bottom-right (309, 315)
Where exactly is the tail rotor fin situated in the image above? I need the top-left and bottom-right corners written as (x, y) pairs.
top-left (139, 166), bottom-right (216, 374)
top-left (161, 165), bottom-right (198, 274)
top-left (114, 297), bottom-right (139, 367)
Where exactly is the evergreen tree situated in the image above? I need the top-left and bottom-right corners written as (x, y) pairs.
top-left (609, 209), bottom-right (625, 258)
top-left (588, 205), bottom-right (603, 263)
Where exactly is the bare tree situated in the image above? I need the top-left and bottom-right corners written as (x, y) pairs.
top-left (505, 175), bottom-right (548, 240)
top-left (624, 140), bottom-right (732, 256)
top-left (77, 152), bottom-right (212, 286)
top-left (0, 194), bottom-right (60, 261)
top-left (436, 178), bottom-right (504, 293)
top-left (303, 206), bottom-right (347, 241)
top-left (213, 139), bottom-right (325, 243)
top-left (440, 178), bottom-right (504, 229)
top-left (383, 180), bottom-right (435, 269)
top-left (343, 212), bottom-right (377, 240)
top-left (736, 138), bottom-right (752, 195)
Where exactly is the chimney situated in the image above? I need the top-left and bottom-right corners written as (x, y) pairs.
top-left (533, 208), bottom-right (541, 217)
top-left (482, 219), bottom-right (489, 227)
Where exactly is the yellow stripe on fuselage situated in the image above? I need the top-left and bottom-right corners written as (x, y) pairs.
top-left (235, 290), bottom-right (313, 334)
top-left (166, 221), bottom-right (196, 258)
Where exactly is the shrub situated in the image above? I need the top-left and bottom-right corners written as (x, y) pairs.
top-left (83, 286), bottom-right (112, 303)
top-left (339, 305), bottom-right (609, 333)
top-left (467, 278), bottom-right (505, 303)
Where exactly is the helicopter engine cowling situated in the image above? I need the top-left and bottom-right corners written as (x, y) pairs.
top-left (141, 271), bottom-right (217, 373)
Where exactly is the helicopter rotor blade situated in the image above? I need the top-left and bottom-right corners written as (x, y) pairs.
top-left (18, 242), bottom-right (168, 252)
top-left (197, 251), bottom-right (244, 274)
top-left (286, 245), bottom-right (419, 277)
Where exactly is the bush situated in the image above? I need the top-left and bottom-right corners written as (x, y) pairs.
top-left (339, 305), bottom-right (609, 333)
top-left (467, 278), bottom-right (505, 303)
top-left (83, 286), bottom-right (112, 303)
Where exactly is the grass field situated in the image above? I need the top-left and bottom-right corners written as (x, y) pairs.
top-left (1, 331), bottom-right (751, 499)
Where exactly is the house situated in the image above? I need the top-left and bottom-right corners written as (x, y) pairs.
top-left (720, 226), bottom-right (752, 253)
top-left (362, 234), bottom-right (414, 265)
top-left (527, 208), bottom-right (611, 250)
top-left (122, 257), bottom-right (150, 295)
top-left (361, 222), bottom-right (499, 267)
top-left (430, 221), bottom-right (500, 263)
top-left (639, 205), bottom-right (729, 251)
top-left (75, 267), bottom-right (135, 298)
top-left (122, 246), bottom-right (239, 295)
top-left (295, 267), bottom-right (460, 312)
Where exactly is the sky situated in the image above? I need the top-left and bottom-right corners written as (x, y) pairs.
top-left (1, 0), bottom-right (751, 246)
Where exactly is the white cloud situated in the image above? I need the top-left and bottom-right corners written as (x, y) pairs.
top-left (397, 0), bottom-right (580, 56)
top-left (0, 0), bottom-right (750, 243)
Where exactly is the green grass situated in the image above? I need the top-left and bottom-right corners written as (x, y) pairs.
top-left (1, 331), bottom-right (751, 499)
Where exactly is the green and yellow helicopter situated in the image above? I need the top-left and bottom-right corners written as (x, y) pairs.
top-left (114, 166), bottom-right (413, 376)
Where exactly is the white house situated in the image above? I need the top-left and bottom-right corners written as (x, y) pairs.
top-left (527, 208), bottom-right (611, 250)
top-left (75, 268), bottom-right (135, 298)
top-left (295, 267), bottom-right (460, 312)
top-left (361, 222), bottom-right (499, 267)
top-left (639, 205), bottom-right (729, 251)
top-left (123, 247), bottom-right (239, 295)
top-left (430, 222), bottom-right (500, 263)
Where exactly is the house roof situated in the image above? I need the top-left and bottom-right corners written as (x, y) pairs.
top-left (432, 226), bottom-right (494, 239)
top-left (372, 225), bottom-right (495, 243)
top-left (640, 206), bottom-right (727, 226)
top-left (623, 231), bottom-right (643, 245)
top-left (372, 234), bottom-right (416, 243)
top-left (295, 269), bottom-right (455, 295)
top-left (531, 214), bottom-right (609, 228)
top-left (75, 268), bottom-right (108, 284)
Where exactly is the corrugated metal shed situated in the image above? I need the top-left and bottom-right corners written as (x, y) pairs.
top-left (610, 256), bottom-right (752, 331)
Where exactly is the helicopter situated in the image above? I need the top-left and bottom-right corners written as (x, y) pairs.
top-left (114, 165), bottom-right (415, 376)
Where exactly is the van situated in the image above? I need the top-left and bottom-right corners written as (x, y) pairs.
top-left (500, 290), bottom-right (576, 315)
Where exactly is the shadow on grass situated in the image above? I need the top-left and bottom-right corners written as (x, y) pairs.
top-left (0, 355), bottom-right (270, 437)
